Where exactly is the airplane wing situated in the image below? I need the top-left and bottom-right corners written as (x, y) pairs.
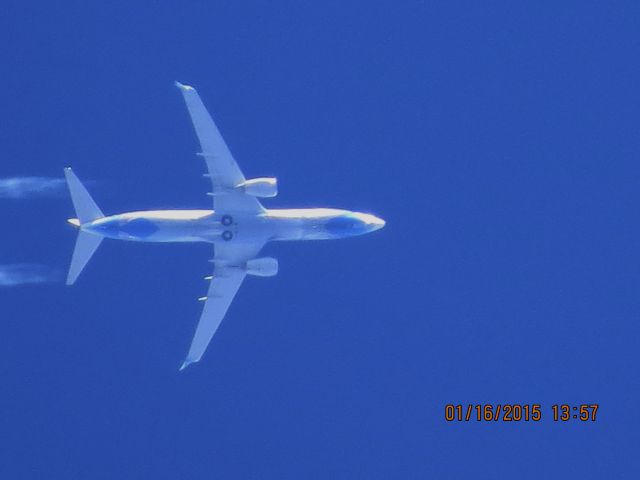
top-left (180, 240), bottom-right (267, 370)
top-left (175, 81), bottom-right (264, 214)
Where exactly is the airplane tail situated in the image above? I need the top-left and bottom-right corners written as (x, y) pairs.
top-left (64, 168), bottom-right (103, 224)
top-left (64, 168), bottom-right (104, 285)
top-left (66, 231), bottom-right (103, 285)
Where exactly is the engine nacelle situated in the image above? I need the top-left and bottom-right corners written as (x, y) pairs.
top-left (239, 177), bottom-right (278, 198)
top-left (245, 257), bottom-right (279, 277)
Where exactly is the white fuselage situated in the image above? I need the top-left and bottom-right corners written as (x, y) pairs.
top-left (78, 208), bottom-right (385, 244)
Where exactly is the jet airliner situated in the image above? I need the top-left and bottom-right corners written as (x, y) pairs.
top-left (65, 82), bottom-right (385, 370)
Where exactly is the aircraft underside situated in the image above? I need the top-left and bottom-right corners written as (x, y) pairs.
top-left (64, 82), bottom-right (384, 370)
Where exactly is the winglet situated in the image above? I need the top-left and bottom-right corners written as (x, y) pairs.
top-left (179, 358), bottom-right (195, 371)
top-left (174, 81), bottom-right (194, 92)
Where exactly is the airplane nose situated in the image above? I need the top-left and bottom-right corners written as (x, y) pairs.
top-left (372, 216), bottom-right (386, 229)
top-left (356, 213), bottom-right (385, 231)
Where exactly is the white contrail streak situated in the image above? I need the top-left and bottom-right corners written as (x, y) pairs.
top-left (0, 176), bottom-right (66, 199)
top-left (0, 264), bottom-right (61, 287)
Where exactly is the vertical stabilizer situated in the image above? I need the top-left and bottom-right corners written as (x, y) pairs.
top-left (64, 168), bottom-right (103, 224)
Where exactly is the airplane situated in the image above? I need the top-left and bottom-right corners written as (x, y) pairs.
top-left (64, 82), bottom-right (385, 370)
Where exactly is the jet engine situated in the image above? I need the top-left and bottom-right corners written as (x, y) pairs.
top-left (245, 257), bottom-right (279, 277)
top-left (239, 177), bottom-right (278, 198)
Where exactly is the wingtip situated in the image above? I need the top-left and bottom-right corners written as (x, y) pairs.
top-left (179, 358), bottom-right (195, 371)
top-left (174, 81), bottom-right (194, 92)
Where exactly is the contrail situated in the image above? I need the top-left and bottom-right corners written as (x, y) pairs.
top-left (0, 176), bottom-right (66, 199)
top-left (0, 264), bottom-right (61, 287)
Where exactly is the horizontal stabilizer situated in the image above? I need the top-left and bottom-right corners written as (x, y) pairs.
top-left (67, 231), bottom-right (103, 285)
top-left (64, 168), bottom-right (103, 224)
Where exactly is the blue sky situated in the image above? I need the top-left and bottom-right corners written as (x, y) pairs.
top-left (1, 1), bottom-right (639, 478)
